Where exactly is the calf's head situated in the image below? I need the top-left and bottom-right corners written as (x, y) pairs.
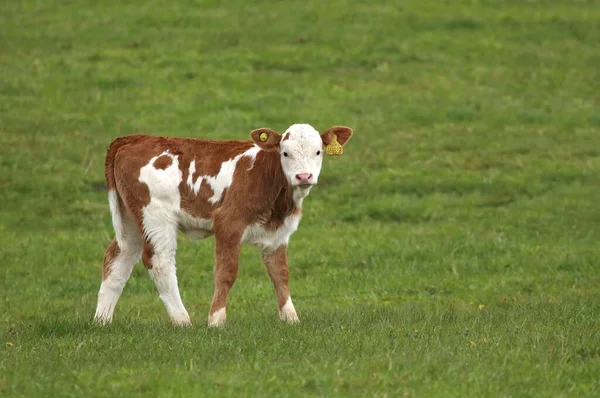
top-left (251, 124), bottom-right (353, 188)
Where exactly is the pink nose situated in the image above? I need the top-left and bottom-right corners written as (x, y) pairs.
top-left (295, 173), bottom-right (313, 184)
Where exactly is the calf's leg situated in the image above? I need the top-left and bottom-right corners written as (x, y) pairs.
top-left (94, 216), bottom-right (142, 324)
top-left (142, 221), bottom-right (191, 327)
top-left (208, 217), bottom-right (244, 327)
top-left (261, 245), bottom-right (299, 323)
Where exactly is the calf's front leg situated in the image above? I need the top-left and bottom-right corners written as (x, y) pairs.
top-left (262, 245), bottom-right (299, 323)
top-left (208, 218), bottom-right (244, 327)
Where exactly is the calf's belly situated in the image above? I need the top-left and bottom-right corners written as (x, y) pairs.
top-left (177, 211), bottom-right (214, 240)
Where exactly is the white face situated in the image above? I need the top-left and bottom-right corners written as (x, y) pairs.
top-left (279, 124), bottom-right (324, 188)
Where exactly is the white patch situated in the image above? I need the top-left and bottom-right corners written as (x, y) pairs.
top-left (139, 152), bottom-right (182, 204)
top-left (186, 161), bottom-right (202, 195)
top-left (242, 213), bottom-right (301, 251)
top-left (293, 186), bottom-right (312, 209)
top-left (139, 152), bottom-right (182, 246)
top-left (279, 124), bottom-right (324, 187)
top-left (208, 307), bottom-right (226, 327)
top-left (187, 145), bottom-right (261, 204)
top-left (137, 152), bottom-right (191, 326)
top-left (108, 190), bottom-right (125, 248)
top-left (279, 297), bottom-right (299, 323)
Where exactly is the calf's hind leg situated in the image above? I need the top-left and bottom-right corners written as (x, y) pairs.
top-left (94, 216), bottom-right (143, 324)
top-left (142, 220), bottom-right (191, 327)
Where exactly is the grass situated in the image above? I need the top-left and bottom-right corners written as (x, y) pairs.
top-left (1, 0), bottom-right (600, 396)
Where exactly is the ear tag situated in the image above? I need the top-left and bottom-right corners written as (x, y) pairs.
top-left (259, 132), bottom-right (269, 142)
top-left (325, 135), bottom-right (343, 156)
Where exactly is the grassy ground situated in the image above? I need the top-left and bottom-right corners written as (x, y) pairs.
top-left (1, 0), bottom-right (600, 396)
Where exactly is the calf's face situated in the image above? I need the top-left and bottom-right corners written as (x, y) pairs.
top-left (251, 124), bottom-right (353, 188)
top-left (280, 124), bottom-right (325, 187)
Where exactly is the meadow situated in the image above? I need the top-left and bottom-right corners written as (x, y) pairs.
top-left (1, 0), bottom-right (599, 396)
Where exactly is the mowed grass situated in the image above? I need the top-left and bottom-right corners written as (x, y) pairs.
top-left (1, 0), bottom-right (600, 396)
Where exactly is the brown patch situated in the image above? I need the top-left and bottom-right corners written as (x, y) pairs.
top-left (102, 239), bottom-right (120, 280)
top-left (262, 244), bottom-right (290, 309)
top-left (264, 186), bottom-right (295, 231)
top-left (105, 135), bottom-right (146, 191)
top-left (153, 155), bottom-right (172, 170)
top-left (114, 159), bottom-right (151, 233)
top-left (182, 140), bottom-right (255, 177)
top-left (281, 132), bottom-right (291, 142)
top-left (250, 128), bottom-right (282, 151)
top-left (232, 151), bottom-right (295, 221)
top-left (180, 179), bottom-right (214, 220)
top-left (246, 151), bottom-right (298, 230)
top-left (142, 241), bottom-right (154, 269)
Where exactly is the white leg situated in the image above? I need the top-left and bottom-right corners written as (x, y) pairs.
top-left (148, 255), bottom-right (191, 326)
top-left (94, 246), bottom-right (140, 323)
top-left (94, 219), bottom-right (142, 324)
top-left (143, 223), bottom-right (191, 327)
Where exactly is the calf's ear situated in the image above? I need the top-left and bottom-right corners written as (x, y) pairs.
top-left (321, 126), bottom-right (353, 147)
top-left (250, 128), bottom-right (282, 151)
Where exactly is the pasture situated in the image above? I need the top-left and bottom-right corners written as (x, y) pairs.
top-left (1, 0), bottom-right (599, 396)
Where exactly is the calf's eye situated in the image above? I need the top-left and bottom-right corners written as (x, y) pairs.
top-left (283, 152), bottom-right (288, 157)
top-left (316, 150), bottom-right (321, 156)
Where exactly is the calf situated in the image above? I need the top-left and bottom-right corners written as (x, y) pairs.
top-left (94, 124), bottom-right (353, 326)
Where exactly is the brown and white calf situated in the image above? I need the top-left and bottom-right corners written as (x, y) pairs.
top-left (93, 124), bottom-right (353, 327)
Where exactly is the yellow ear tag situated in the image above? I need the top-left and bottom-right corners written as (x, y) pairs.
top-left (325, 134), bottom-right (343, 156)
top-left (259, 132), bottom-right (268, 142)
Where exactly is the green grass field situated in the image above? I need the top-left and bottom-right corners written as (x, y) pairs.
top-left (2, 0), bottom-right (600, 396)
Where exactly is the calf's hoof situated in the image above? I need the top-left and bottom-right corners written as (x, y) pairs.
top-left (208, 308), bottom-right (226, 327)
